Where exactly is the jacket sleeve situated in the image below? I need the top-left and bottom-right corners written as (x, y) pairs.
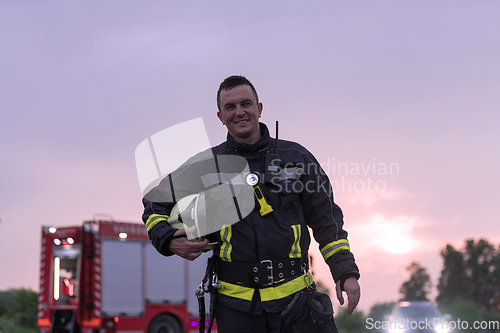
top-left (141, 149), bottom-right (215, 256)
top-left (142, 175), bottom-right (178, 256)
top-left (299, 149), bottom-right (360, 286)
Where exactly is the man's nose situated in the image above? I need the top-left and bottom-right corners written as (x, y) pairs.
top-left (235, 105), bottom-right (245, 116)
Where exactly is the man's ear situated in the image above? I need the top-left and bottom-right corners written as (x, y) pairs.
top-left (217, 111), bottom-right (225, 125)
top-left (258, 102), bottom-right (263, 117)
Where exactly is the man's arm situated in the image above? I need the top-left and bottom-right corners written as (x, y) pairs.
top-left (299, 149), bottom-right (360, 312)
top-left (142, 197), bottom-right (177, 256)
top-left (142, 153), bottom-right (214, 259)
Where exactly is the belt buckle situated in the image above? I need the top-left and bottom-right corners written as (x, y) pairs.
top-left (260, 260), bottom-right (274, 286)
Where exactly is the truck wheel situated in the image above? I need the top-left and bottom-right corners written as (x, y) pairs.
top-left (148, 314), bottom-right (183, 333)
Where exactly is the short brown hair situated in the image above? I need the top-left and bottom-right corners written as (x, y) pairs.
top-left (217, 75), bottom-right (259, 111)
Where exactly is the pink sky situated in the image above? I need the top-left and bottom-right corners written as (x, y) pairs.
top-left (1, 1), bottom-right (499, 314)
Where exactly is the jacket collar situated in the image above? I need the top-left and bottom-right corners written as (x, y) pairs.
top-left (226, 122), bottom-right (270, 153)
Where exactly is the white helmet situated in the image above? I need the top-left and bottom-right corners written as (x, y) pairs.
top-left (168, 193), bottom-right (218, 251)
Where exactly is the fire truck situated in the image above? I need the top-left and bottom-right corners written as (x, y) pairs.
top-left (38, 219), bottom-right (214, 333)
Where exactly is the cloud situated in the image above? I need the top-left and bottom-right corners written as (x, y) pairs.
top-left (343, 187), bottom-right (413, 207)
top-left (350, 214), bottom-right (420, 256)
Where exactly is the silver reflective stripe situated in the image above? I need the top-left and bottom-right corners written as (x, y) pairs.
top-left (281, 167), bottom-right (302, 181)
top-left (321, 240), bottom-right (350, 261)
top-left (253, 168), bottom-right (303, 184)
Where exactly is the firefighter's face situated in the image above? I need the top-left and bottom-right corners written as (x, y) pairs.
top-left (217, 85), bottom-right (263, 144)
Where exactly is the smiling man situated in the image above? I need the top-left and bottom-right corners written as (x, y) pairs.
top-left (217, 82), bottom-right (263, 144)
top-left (143, 75), bottom-right (360, 333)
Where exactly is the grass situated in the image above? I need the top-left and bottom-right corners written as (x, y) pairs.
top-left (0, 316), bottom-right (38, 333)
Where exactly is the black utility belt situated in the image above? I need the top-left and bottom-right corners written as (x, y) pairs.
top-left (218, 258), bottom-right (308, 287)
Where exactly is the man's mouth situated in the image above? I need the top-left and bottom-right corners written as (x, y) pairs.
top-left (235, 119), bottom-right (248, 124)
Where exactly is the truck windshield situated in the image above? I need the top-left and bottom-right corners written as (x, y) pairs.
top-left (395, 306), bottom-right (441, 319)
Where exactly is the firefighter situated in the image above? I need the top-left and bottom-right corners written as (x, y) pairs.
top-left (143, 75), bottom-right (360, 332)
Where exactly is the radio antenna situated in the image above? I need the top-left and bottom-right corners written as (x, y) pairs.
top-left (275, 121), bottom-right (279, 154)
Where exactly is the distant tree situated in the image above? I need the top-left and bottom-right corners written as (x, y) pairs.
top-left (368, 302), bottom-right (397, 333)
top-left (0, 299), bottom-right (6, 316)
top-left (439, 297), bottom-right (500, 333)
top-left (399, 262), bottom-right (431, 301)
top-left (0, 291), bottom-right (15, 310)
top-left (309, 254), bottom-right (331, 296)
top-left (1, 288), bottom-right (38, 328)
top-left (437, 239), bottom-right (500, 312)
top-left (11, 288), bottom-right (37, 328)
top-left (436, 244), bottom-right (466, 306)
top-left (368, 301), bottom-right (397, 320)
top-left (315, 280), bottom-right (331, 296)
top-left (335, 306), bottom-right (366, 333)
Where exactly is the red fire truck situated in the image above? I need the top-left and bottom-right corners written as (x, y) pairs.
top-left (38, 219), bottom-right (214, 333)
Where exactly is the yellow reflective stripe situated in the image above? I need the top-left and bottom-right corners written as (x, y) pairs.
top-left (217, 272), bottom-right (313, 302)
top-left (145, 214), bottom-right (169, 235)
top-left (260, 272), bottom-right (312, 302)
top-left (218, 281), bottom-right (255, 301)
top-left (219, 225), bottom-right (233, 262)
top-left (321, 239), bottom-right (350, 261)
top-left (289, 225), bottom-right (302, 258)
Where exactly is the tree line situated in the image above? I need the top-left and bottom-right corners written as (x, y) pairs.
top-left (335, 238), bottom-right (500, 333)
top-left (0, 288), bottom-right (38, 332)
top-left (396, 239), bottom-right (500, 326)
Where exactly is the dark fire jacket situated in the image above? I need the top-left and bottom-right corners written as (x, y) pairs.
top-left (142, 123), bottom-right (359, 314)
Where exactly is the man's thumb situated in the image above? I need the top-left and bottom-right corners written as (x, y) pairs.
top-left (336, 282), bottom-right (344, 305)
top-left (173, 226), bottom-right (197, 237)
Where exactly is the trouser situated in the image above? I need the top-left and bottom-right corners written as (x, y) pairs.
top-left (216, 302), bottom-right (291, 333)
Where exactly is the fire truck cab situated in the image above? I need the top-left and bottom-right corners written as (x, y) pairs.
top-left (38, 220), bottom-right (212, 333)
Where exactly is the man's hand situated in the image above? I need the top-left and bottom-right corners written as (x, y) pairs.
top-left (335, 277), bottom-right (360, 315)
top-left (169, 227), bottom-right (209, 261)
